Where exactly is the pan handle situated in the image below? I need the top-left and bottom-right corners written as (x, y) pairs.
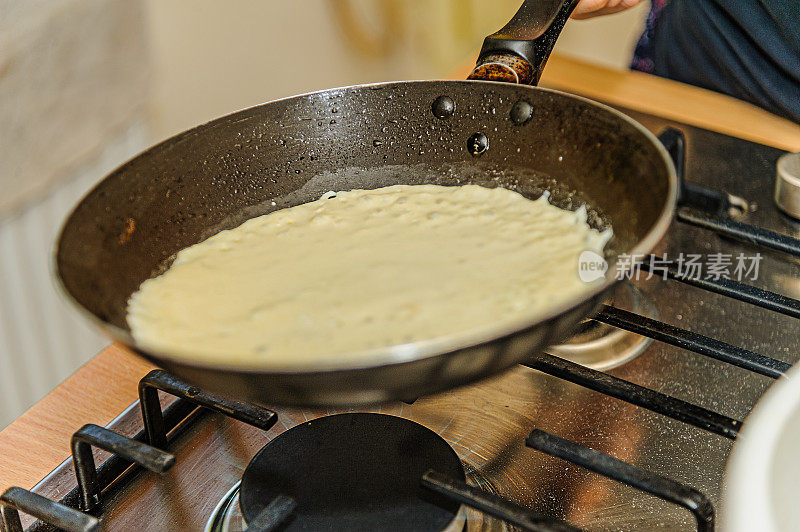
top-left (468, 0), bottom-right (578, 86)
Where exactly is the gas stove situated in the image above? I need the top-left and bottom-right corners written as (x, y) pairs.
top-left (2, 107), bottom-right (798, 531)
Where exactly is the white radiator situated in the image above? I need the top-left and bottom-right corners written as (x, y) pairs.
top-left (0, 123), bottom-right (148, 428)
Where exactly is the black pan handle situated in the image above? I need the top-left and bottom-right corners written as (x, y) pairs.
top-left (468, 0), bottom-right (579, 85)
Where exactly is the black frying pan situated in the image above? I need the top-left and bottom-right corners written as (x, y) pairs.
top-left (55, 1), bottom-right (676, 406)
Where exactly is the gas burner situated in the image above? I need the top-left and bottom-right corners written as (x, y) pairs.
top-left (209, 413), bottom-right (466, 532)
top-left (547, 283), bottom-right (656, 370)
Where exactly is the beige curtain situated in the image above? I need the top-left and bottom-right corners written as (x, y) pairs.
top-left (0, 0), bottom-right (150, 217)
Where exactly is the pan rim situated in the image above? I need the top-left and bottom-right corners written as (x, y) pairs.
top-left (54, 79), bottom-right (677, 374)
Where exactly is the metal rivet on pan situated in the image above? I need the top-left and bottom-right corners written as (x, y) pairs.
top-left (510, 101), bottom-right (533, 125)
top-left (432, 96), bottom-right (455, 119)
top-left (467, 133), bottom-right (489, 156)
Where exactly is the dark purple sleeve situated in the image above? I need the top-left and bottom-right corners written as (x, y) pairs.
top-left (632, 0), bottom-right (800, 123)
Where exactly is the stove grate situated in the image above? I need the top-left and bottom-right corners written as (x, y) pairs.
top-left (138, 369), bottom-right (279, 449)
top-left (526, 430), bottom-right (714, 532)
top-left (421, 470), bottom-right (582, 532)
top-left (0, 488), bottom-right (98, 532)
top-left (640, 255), bottom-right (800, 319)
top-left (522, 353), bottom-right (742, 439)
top-left (678, 210), bottom-right (800, 258)
top-left (595, 305), bottom-right (789, 378)
top-left (71, 424), bottom-right (174, 512)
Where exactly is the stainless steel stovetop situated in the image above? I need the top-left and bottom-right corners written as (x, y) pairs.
top-left (9, 107), bottom-right (800, 531)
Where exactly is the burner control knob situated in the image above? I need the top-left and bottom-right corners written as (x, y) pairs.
top-left (774, 152), bottom-right (800, 219)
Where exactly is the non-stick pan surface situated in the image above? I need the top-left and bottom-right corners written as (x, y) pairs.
top-left (56, 80), bottom-right (675, 405)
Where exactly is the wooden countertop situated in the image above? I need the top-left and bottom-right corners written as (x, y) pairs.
top-left (2, 53), bottom-right (799, 493)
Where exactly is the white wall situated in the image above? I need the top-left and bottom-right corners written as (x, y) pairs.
top-left (0, 0), bottom-right (149, 428)
top-left (558, 3), bottom-right (649, 68)
top-left (144, 0), bottom-right (648, 139)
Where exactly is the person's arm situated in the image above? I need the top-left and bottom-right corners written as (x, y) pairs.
top-left (572, 0), bottom-right (646, 19)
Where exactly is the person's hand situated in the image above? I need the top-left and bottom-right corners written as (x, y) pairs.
top-left (571, 0), bottom-right (646, 20)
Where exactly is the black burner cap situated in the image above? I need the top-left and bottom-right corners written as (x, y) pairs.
top-left (240, 413), bottom-right (465, 531)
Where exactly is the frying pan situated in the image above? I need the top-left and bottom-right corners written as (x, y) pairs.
top-left (55, 0), bottom-right (676, 406)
